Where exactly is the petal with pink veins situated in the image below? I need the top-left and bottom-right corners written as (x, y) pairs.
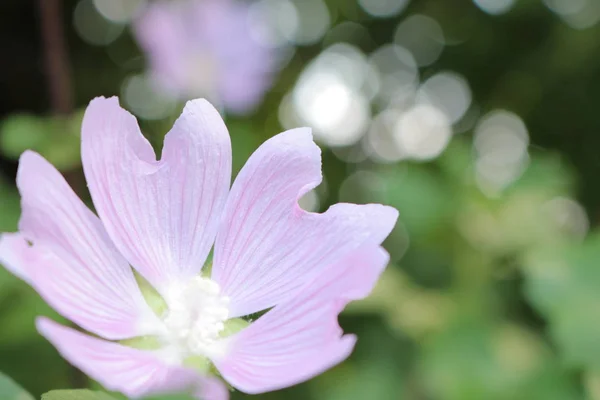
top-left (211, 128), bottom-right (398, 317)
top-left (0, 151), bottom-right (159, 340)
top-left (213, 246), bottom-right (389, 394)
top-left (81, 97), bottom-right (231, 295)
top-left (37, 317), bottom-right (229, 399)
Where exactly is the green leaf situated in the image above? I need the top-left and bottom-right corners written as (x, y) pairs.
top-left (317, 359), bottom-right (403, 400)
top-left (0, 371), bottom-right (34, 400)
top-left (0, 110), bottom-right (84, 171)
top-left (509, 152), bottom-right (573, 197)
top-left (143, 395), bottom-right (197, 400)
top-left (0, 114), bottom-right (47, 159)
top-left (227, 120), bottom-right (261, 175)
top-left (419, 318), bottom-right (581, 400)
top-left (99, 390), bottom-right (197, 400)
top-left (0, 181), bottom-right (20, 232)
top-left (0, 288), bottom-right (61, 343)
top-left (383, 165), bottom-right (454, 239)
top-left (524, 233), bottom-right (600, 369)
top-left (41, 389), bottom-right (117, 400)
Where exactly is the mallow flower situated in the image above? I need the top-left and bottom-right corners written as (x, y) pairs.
top-left (0, 97), bottom-right (398, 399)
top-left (133, 0), bottom-right (279, 115)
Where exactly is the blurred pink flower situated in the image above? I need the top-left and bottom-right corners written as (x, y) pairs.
top-left (133, 0), bottom-right (280, 115)
top-left (0, 97), bottom-right (397, 399)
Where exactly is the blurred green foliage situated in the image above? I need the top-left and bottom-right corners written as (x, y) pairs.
top-left (0, 111), bottom-right (84, 171)
top-left (42, 390), bottom-right (117, 400)
top-left (0, 371), bottom-right (34, 400)
top-left (3, 0), bottom-right (600, 399)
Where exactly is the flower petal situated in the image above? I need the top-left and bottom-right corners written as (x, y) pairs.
top-left (81, 97), bottom-right (231, 294)
top-left (0, 151), bottom-right (159, 339)
top-left (0, 232), bottom-right (33, 284)
top-left (213, 246), bottom-right (389, 394)
top-left (37, 317), bottom-right (201, 399)
top-left (194, 376), bottom-right (230, 400)
top-left (211, 128), bottom-right (398, 317)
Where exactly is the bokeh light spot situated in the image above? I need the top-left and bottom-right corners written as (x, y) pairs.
top-left (393, 104), bottom-right (452, 160)
top-left (394, 15), bottom-right (444, 67)
top-left (474, 110), bottom-right (530, 193)
top-left (473, 0), bottom-right (516, 15)
top-left (358, 0), bottom-right (410, 18)
top-left (248, 0), bottom-right (299, 47)
top-left (74, 0), bottom-right (123, 46)
top-left (369, 44), bottom-right (419, 108)
top-left (416, 71), bottom-right (472, 124)
top-left (543, 197), bottom-right (589, 240)
top-left (121, 73), bottom-right (176, 120)
top-left (284, 45), bottom-right (372, 147)
top-left (92, 0), bottom-right (146, 23)
top-left (289, 0), bottom-right (330, 45)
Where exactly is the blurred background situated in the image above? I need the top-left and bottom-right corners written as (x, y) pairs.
top-left (2, 0), bottom-right (600, 399)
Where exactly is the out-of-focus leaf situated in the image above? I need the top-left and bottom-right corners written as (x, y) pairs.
top-left (524, 233), bottom-right (600, 369)
top-left (0, 371), bottom-right (34, 400)
top-left (0, 338), bottom-right (71, 398)
top-left (456, 152), bottom-right (578, 257)
top-left (584, 370), bottom-right (600, 400)
top-left (227, 120), bottom-right (261, 175)
top-left (510, 152), bottom-right (573, 196)
top-left (143, 394), bottom-right (197, 400)
top-left (438, 140), bottom-right (474, 183)
top-left (419, 318), bottom-right (581, 400)
top-left (347, 267), bottom-right (453, 338)
top-left (0, 110), bottom-right (84, 171)
top-left (0, 287), bottom-right (63, 343)
top-left (0, 115), bottom-right (47, 159)
top-left (41, 389), bottom-right (117, 400)
top-left (516, 363), bottom-right (585, 400)
top-left (89, 385), bottom-right (196, 400)
top-left (457, 191), bottom-right (563, 256)
top-left (384, 165), bottom-right (454, 239)
top-left (0, 179), bottom-right (21, 294)
top-left (315, 360), bottom-right (402, 400)
top-left (0, 182), bottom-right (20, 232)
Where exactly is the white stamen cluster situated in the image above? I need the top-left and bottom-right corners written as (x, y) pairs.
top-left (163, 276), bottom-right (230, 357)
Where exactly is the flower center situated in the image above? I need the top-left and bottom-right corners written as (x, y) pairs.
top-left (162, 276), bottom-right (230, 358)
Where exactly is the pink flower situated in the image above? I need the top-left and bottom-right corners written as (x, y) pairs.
top-left (0, 97), bottom-right (397, 399)
top-left (133, 0), bottom-right (280, 115)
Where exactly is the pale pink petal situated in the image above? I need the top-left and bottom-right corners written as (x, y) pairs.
top-left (194, 376), bottom-right (230, 400)
top-left (37, 317), bottom-right (199, 399)
top-left (0, 151), bottom-right (159, 339)
top-left (213, 246), bottom-right (389, 394)
top-left (0, 232), bottom-right (33, 284)
top-left (81, 97), bottom-right (231, 294)
top-left (211, 128), bottom-right (398, 317)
